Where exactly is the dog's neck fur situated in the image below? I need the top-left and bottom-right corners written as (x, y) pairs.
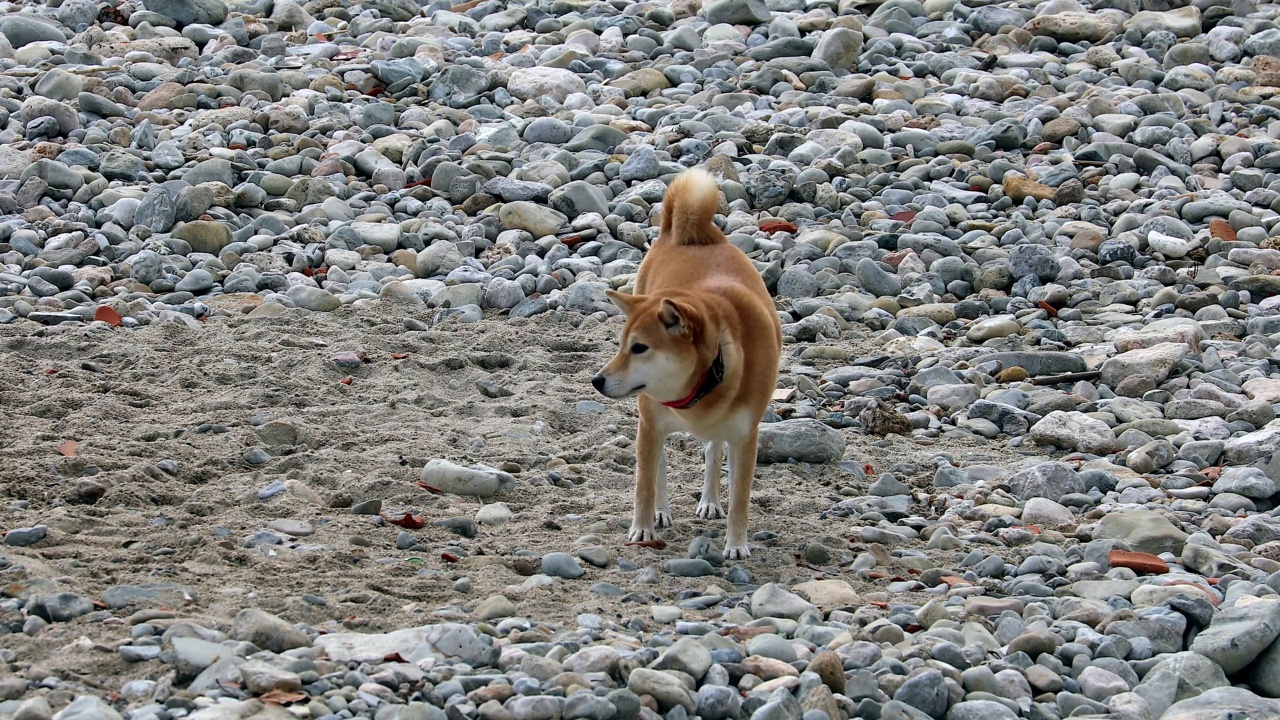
top-left (659, 345), bottom-right (724, 409)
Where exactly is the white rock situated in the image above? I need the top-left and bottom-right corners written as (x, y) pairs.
top-left (1146, 231), bottom-right (1197, 258)
top-left (506, 67), bottom-right (587, 103)
top-left (1030, 411), bottom-right (1117, 455)
top-left (314, 623), bottom-right (489, 665)
top-left (1020, 498), bottom-right (1075, 528)
top-left (475, 502), bottom-right (513, 526)
top-left (421, 459), bottom-right (516, 498)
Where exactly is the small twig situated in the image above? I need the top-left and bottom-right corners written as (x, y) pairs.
top-left (1028, 370), bottom-right (1101, 386)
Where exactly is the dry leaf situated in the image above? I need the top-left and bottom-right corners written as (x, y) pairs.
top-left (259, 690), bottom-right (307, 705)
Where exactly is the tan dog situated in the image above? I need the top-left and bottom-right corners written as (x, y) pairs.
top-left (591, 168), bottom-right (782, 559)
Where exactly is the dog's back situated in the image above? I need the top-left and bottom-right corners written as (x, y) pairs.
top-left (637, 169), bottom-right (772, 310)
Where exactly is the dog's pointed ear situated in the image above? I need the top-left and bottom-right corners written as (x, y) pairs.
top-left (606, 290), bottom-right (638, 316)
top-left (659, 299), bottom-right (687, 334)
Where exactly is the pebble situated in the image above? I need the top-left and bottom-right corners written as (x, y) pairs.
top-left (540, 552), bottom-right (585, 579)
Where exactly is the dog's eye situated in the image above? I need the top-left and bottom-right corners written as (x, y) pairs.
top-left (630, 343), bottom-right (648, 355)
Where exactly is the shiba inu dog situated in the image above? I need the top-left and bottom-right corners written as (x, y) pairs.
top-left (592, 168), bottom-right (782, 559)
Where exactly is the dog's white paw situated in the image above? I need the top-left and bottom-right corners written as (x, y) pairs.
top-left (628, 527), bottom-right (656, 543)
top-left (696, 501), bottom-right (725, 520)
top-left (723, 543), bottom-right (751, 560)
top-left (655, 509), bottom-right (673, 528)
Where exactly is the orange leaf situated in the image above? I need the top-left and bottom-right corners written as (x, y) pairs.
top-left (260, 690), bottom-right (307, 705)
top-left (58, 440), bottom-right (79, 457)
top-left (624, 540), bottom-right (667, 549)
top-left (94, 306), bottom-right (122, 327)
top-left (415, 481), bottom-right (444, 494)
top-left (383, 513), bottom-right (425, 529)
top-left (1036, 300), bottom-right (1058, 317)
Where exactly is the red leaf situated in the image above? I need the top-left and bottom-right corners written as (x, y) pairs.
top-left (759, 219), bottom-right (797, 235)
top-left (624, 540), bottom-right (667, 549)
top-left (94, 306), bottom-right (122, 327)
top-left (890, 211), bottom-right (917, 222)
top-left (1036, 300), bottom-right (1058, 317)
top-left (415, 481), bottom-right (444, 494)
top-left (392, 353), bottom-right (409, 360)
top-left (863, 464), bottom-right (875, 475)
top-left (441, 552), bottom-right (460, 563)
top-left (383, 652), bottom-right (406, 662)
top-left (340, 377), bottom-right (353, 385)
top-left (45, 369), bottom-right (59, 375)
top-left (58, 440), bottom-right (79, 457)
top-left (383, 513), bottom-right (425, 529)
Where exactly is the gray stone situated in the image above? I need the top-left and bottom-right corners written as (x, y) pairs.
top-left (0, 15), bottom-right (66, 47)
top-left (1161, 687), bottom-right (1280, 720)
top-left (3, 525), bottom-right (47, 547)
top-left (626, 669), bottom-right (693, 713)
top-left (542, 552), bottom-right (586, 579)
top-left (1190, 599), bottom-right (1280, 674)
top-left (751, 582), bottom-right (817, 619)
top-left (893, 670), bottom-right (948, 718)
top-left (1030, 411), bottom-right (1116, 455)
top-left (141, 0), bottom-right (228, 25)
top-left (136, 188), bottom-right (177, 232)
top-left (652, 637), bottom-right (712, 680)
top-left (286, 285), bottom-right (341, 312)
top-left (757, 419), bottom-right (846, 464)
top-left (52, 697), bottom-right (123, 720)
top-left (231, 609), bottom-right (310, 653)
top-left (1007, 462), bottom-right (1084, 501)
top-left (704, 0), bottom-right (772, 25)
top-left (856, 257), bottom-right (902, 297)
top-left (1094, 508), bottom-right (1188, 555)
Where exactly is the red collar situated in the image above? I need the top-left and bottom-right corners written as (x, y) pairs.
top-left (659, 347), bottom-right (724, 409)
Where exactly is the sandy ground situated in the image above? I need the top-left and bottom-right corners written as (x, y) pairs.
top-left (0, 300), bottom-right (1021, 689)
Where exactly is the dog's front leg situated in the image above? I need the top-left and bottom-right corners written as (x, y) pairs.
top-left (629, 413), bottom-right (664, 542)
top-left (723, 434), bottom-right (758, 559)
top-left (697, 441), bottom-right (726, 519)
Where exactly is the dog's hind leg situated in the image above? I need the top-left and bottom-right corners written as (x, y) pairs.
top-left (723, 434), bottom-right (758, 559)
top-left (697, 441), bottom-right (726, 519)
top-left (655, 446), bottom-right (672, 528)
top-left (629, 414), bottom-right (663, 542)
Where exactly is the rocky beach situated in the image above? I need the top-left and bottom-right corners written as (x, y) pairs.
top-left (3, 0), bottom-right (1280, 717)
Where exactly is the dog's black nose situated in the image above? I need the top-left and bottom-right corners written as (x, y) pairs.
top-left (591, 375), bottom-right (606, 392)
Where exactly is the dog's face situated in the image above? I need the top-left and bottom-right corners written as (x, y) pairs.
top-left (592, 291), bottom-right (701, 402)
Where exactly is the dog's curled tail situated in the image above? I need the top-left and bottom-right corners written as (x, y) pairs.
top-left (660, 168), bottom-right (725, 246)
